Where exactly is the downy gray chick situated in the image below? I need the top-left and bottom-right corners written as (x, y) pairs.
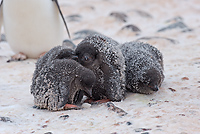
top-left (31, 46), bottom-right (96, 111)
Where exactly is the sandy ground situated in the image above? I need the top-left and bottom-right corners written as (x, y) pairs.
top-left (0, 0), bottom-right (200, 133)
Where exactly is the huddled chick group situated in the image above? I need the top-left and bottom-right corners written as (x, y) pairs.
top-left (31, 34), bottom-right (164, 111)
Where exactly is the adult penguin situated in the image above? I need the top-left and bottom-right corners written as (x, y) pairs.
top-left (0, 0), bottom-right (70, 61)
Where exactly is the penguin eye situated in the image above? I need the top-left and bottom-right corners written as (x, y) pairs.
top-left (81, 53), bottom-right (94, 65)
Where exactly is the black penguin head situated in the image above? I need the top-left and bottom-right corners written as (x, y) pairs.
top-left (78, 69), bottom-right (96, 97)
top-left (70, 66), bottom-right (96, 104)
top-left (75, 43), bottom-right (97, 67)
top-left (137, 68), bottom-right (163, 94)
top-left (56, 48), bottom-right (78, 61)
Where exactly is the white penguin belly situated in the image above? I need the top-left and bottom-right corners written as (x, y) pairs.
top-left (3, 0), bottom-right (64, 58)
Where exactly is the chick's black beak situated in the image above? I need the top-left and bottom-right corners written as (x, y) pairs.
top-left (84, 55), bottom-right (90, 61)
top-left (151, 85), bottom-right (159, 92)
top-left (84, 89), bottom-right (92, 98)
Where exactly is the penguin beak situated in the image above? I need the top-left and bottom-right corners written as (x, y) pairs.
top-left (151, 85), bottom-right (159, 92)
top-left (84, 89), bottom-right (93, 98)
top-left (84, 55), bottom-right (90, 61)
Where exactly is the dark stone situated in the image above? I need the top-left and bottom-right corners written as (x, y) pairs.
top-left (59, 115), bottom-right (70, 120)
top-left (157, 21), bottom-right (192, 32)
top-left (126, 121), bottom-right (132, 125)
top-left (134, 128), bottom-right (152, 132)
top-left (0, 117), bottom-right (12, 122)
top-left (66, 14), bottom-right (82, 22)
top-left (121, 24), bottom-right (141, 32)
top-left (109, 12), bottom-right (128, 22)
top-left (44, 132), bottom-right (53, 134)
top-left (134, 10), bottom-right (152, 18)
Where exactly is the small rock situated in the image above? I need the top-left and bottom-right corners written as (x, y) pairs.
top-left (109, 12), bottom-right (128, 22)
top-left (66, 14), bottom-right (81, 22)
top-left (82, 103), bottom-right (91, 108)
top-left (147, 102), bottom-right (157, 107)
top-left (133, 10), bottom-right (152, 18)
top-left (121, 24), bottom-right (141, 32)
top-left (181, 77), bottom-right (189, 80)
top-left (157, 21), bottom-right (192, 32)
top-left (42, 125), bottom-right (48, 128)
top-left (134, 128), bottom-right (152, 132)
top-left (44, 132), bottom-right (53, 134)
top-left (0, 117), bottom-right (12, 122)
top-left (106, 102), bottom-right (128, 116)
top-left (179, 114), bottom-right (186, 116)
top-left (59, 115), bottom-right (69, 120)
top-left (126, 121), bottom-right (132, 125)
top-left (168, 88), bottom-right (176, 92)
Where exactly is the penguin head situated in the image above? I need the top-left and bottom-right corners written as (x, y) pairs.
top-left (75, 42), bottom-right (97, 67)
top-left (70, 65), bottom-right (96, 104)
top-left (137, 68), bottom-right (163, 94)
top-left (56, 48), bottom-right (78, 61)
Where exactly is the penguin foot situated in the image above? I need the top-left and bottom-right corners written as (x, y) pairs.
top-left (39, 52), bottom-right (47, 59)
top-left (7, 52), bottom-right (27, 62)
top-left (84, 99), bottom-right (111, 105)
top-left (63, 104), bottom-right (82, 110)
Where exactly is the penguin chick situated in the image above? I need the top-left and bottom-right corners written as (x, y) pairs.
top-left (1, 0), bottom-right (70, 60)
top-left (120, 41), bottom-right (164, 94)
top-left (75, 34), bottom-right (126, 101)
top-left (31, 46), bottom-right (96, 111)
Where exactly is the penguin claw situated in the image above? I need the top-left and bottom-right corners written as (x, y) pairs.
top-left (7, 52), bottom-right (27, 62)
top-left (63, 104), bottom-right (82, 110)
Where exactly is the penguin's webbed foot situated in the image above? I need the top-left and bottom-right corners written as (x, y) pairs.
top-left (64, 104), bottom-right (82, 110)
top-left (7, 52), bottom-right (27, 62)
top-left (84, 98), bottom-right (111, 105)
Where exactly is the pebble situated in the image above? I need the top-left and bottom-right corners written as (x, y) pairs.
top-left (82, 103), bottom-right (91, 109)
top-left (0, 117), bottom-right (12, 122)
top-left (134, 128), bottom-right (152, 132)
top-left (126, 121), bottom-right (132, 125)
top-left (133, 10), bottom-right (152, 18)
top-left (59, 115), bottom-right (70, 120)
top-left (44, 132), bottom-right (53, 134)
top-left (121, 24), bottom-right (141, 32)
top-left (66, 14), bottom-right (81, 22)
top-left (109, 12), bottom-right (128, 22)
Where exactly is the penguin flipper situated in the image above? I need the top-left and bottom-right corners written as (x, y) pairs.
top-left (0, 0), bottom-right (3, 7)
top-left (52, 0), bottom-right (71, 39)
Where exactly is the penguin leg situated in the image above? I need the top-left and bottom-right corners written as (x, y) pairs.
top-left (63, 104), bottom-right (82, 110)
top-left (84, 99), bottom-right (111, 105)
top-left (7, 52), bottom-right (27, 62)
